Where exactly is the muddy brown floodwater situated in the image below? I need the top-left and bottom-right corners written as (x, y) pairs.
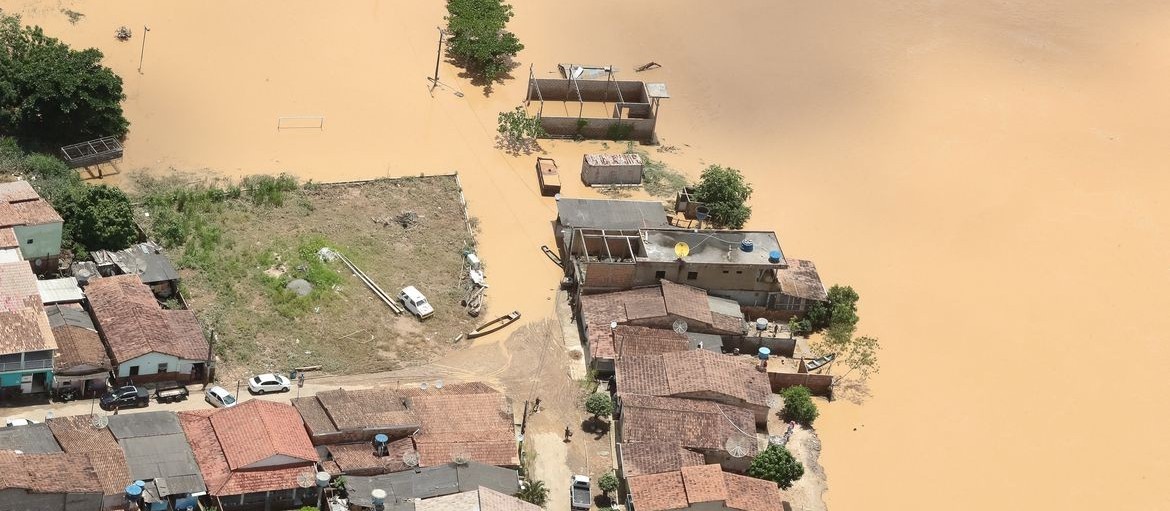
top-left (4, 0), bottom-right (1170, 508)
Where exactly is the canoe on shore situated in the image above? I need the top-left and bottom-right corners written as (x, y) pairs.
top-left (467, 310), bottom-right (521, 339)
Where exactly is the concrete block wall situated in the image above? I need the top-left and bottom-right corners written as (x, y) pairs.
top-left (768, 372), bottom-right (834, 397)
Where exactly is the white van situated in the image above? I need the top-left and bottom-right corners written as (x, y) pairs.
top-left (399, 286), bottom-right (434, 319)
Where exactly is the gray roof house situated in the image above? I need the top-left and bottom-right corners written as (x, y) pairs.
top-left (108, 411), bottom-right (205, 509)
top-left (346, 461), bottom-right (520, 511)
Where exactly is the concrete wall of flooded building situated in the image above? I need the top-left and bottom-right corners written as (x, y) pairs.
top-left (768, 372), bottom-right (834, 397)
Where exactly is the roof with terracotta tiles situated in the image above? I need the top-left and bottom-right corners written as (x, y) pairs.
top-left (724, 472), bottom-right (785, 511)
top-left (179, 403), bottom-right (318, 496)
top-left (616, 350), bottom-right (771, 409)
top-left (0, 450), bottom-right (104, 495)
top-left (0, 261), bottom-right (56, 355)
top-left (210, 400), bottom-right (318, 469)
top-left (311, 388), bottom-right (419, 432)
top-left (580, 286), bottom-right (664, 360)
top-left (619, 442), bottom-right (705, 477)
top-left (618, 395), bottom-right (758, 456)
top-left (627, 471), bottom-right (688, 511)
top-left (86, 275), bottom-right (208, 363)
top-left (681, 465), bottom-right (727, 502)
top-left (411, 392), bottom-right (518, 467)
top-left (0, 227), bottom-right (16, 249)
top-left (416, 486), bottom-right (542, 511)
top-left (613, 325), bottom-right (689, 358)
top-left (628, 465), bottom-right (783, 511)
top-left (328, 438), bottom-right (413, 474)
top-left (48, 415), bottom-right (132, 498)
top-left (0, 181), bottom-right (62, 227)
top-left (776, 259), bottom-right (828, 302)
top-left (47, 304), bottom-right (110, 372)
top-left (660, 280), bottom-right (712, 324)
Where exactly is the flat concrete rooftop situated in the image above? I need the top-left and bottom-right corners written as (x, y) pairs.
top-left (640, 229), bottom-right (785, 266)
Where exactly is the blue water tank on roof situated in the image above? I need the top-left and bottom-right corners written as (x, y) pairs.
top-left (768, 250), bottom-right (782, 263)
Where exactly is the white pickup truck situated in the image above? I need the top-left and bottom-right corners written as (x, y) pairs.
top-left (570, 475), bottom-right (591, 510)
top-left (399, 286), bottom-right (434, 319)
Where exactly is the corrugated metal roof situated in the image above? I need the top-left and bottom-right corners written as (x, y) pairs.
top-left (0, 248), bottom-right (21, 263)
top-left (556, 198), bottom-right (669, 230)
top-left (111, 243), bottom-right (180, 285)
top-left (346, 462), bottom-right (520, 509)
top-left (108, 411), bottom-right (184, 439)
top-left (36, 277), bottom-right (84, 304)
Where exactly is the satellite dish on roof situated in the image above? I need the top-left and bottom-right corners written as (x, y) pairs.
top-left (435, 380), bottom-right (443, 389)
top-left (420, 382), bottom-right (428, 391)
top-left (674, 242), bottom-right (690, 259)
top-left (91, 414), bottom-right (108, 429)
top-left (725, 435), bottom-right (753, 458)
top-left (402, 449), bottom-right (420, 467)
top-left (672, 320), bottom-right (688, 334)
top-left (297, 471), bottom-right (316, 489)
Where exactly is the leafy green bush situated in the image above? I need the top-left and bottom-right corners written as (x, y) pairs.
top-left (805, 285), bottom-right (859, 334)
top-left (693, 164), bottom-right (753, 229)
top-left (585, 392), bottom-right (614, 419)
top-left (514, 480), bottom-right (548, 507)
top-left (780, 385), bottom-right (819, 425)
top-left (747, 444), bottom-right (805, 490)
top-left (598, 471), bottom-right (619, 494)
top-left (54, 184), bottom-right (138, 258)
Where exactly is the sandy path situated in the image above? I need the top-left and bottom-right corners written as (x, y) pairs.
top-left (2, 0), bottom-right (1170, 508)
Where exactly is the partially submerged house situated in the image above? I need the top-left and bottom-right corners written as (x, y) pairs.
top-left (91, 242), bottom-right (181, 298)
top-left (578, 280), bottom-right (744, 372)
top-left (626, 464), bottom-right (784, 511)
top-left (615, 349), bottom-right (772, 425)
top-left (617, 394), bottom-right (758, 473)
top-left (345, 462), bottom-right (521, 511)
top-left (86, 274), bottom-right (210, 384)
top-left (553, 198), bottom-right (670, 255)
top-left (179, 400), bottom-right (321, 510)
top-left (108, 411), bottom-right (206, 510)
top-left (47, 414), bottom-right (134, 511)
top-left (46, 304), bottom-right (111, 397)
top-left (0, 261), bottom-right (57, 398)
top-left (564, 227), bottom-right (827, 318)
top-left (0, 450), bottom-right (105, 511)
top-left (0, 180), bottom-right (64, 272)
top-left (580, 153), bottom-right (644, 186)
top-left (525, 70), bottom-right (668, 143)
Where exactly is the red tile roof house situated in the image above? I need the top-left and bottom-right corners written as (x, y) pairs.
top-left (47, 414), bottom-right (134, 511)
top-left (0, 449), bottom-right (105, 511)
top-left (47, 303), bottom-right (112, 399)
top-left (578, 280), bottom-right (745, 372)
top-left (626, 464), bottom-right (785, 511)
top-left (293, 382), bottom-right (519, 475)
top-left (0, 260), bottom-right (58, 399)
top-left (616, 349), bottom-right (773, 425)
top-left (617, 394), bottom-right (759, 474)
top-left (180, 400), bottom-right (322, 510)
top-left (86, 274), bottom-right (211, 385)
top-left (0, 180), bottom-right (64, 271)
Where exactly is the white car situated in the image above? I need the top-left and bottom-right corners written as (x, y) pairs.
top-left (205, 386), bottom-right (238, 408)
top-left (248, 373), bottom-right (291, 394)
top-left (5, 418), bottom-right (37, 427)
top-left (399, 286), bottom-right (434, 319)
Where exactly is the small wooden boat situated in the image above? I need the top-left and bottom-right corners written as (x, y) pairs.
top-left (468, 310), bottom-right (521, 339)
top-left (541, 245), bottom-right (562, 265)
top-left (804, 353), bottom-right (836, 372)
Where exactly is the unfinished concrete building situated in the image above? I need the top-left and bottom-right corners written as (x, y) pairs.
top-left (525, 65), bottom-right (669, 143)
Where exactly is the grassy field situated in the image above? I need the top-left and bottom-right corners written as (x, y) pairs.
top-left (130, 173), bottom-right (481, 380)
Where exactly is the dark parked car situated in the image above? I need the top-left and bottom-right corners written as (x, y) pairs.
top-left (100, 386), bottom-right (149, 411)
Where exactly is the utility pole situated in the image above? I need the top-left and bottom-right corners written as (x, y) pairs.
top-left (138, 25), bottom-right (151, 74)
top-left (429, 27), bottom-right (445, 91)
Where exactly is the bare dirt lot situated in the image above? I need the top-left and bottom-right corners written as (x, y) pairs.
top-left (135, 174), bottom-right (482, 381)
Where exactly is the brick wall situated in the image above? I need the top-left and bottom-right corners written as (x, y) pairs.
top-left (582, 263), bottom-right (637, 289)
top-left (767, 372), bottom-right (834, 397)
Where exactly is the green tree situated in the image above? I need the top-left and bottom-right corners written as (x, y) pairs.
top-left (814, 332), bottom-right (881, 384)
top-left (55, 184), bottom-right (137, 258)
top-left (514, 480), bottom-right (549, 507)
top-left (692, 165), bottom-right (753, 229)
top-left (0, 12), bottom-right (129, 148)
top-left (597, 471), bottom-right (619, 494)
top-left (584, 392), bottom-right (614, 420)
top-left (805, 285), bottom-right (860, 334)
top-left (747, 444), bottom-right (805, 490)
top-left (445, 0), bottom-right (524, 82)
top-left (780, 385), bottom-right (819, 425)
top-left (497, 106), bottom-right (545, 153)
